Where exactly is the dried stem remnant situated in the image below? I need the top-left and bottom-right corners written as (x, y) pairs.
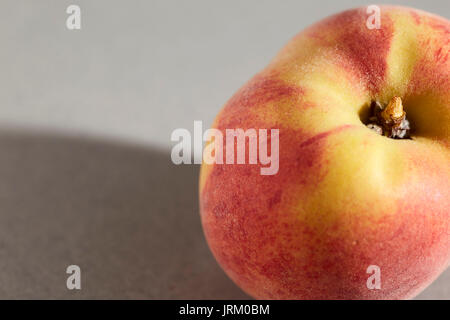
top-left (366, 96), bottom-right (410, 139)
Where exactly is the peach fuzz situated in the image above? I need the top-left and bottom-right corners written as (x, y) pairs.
top-left (199, 6), bottom-right (449, 299)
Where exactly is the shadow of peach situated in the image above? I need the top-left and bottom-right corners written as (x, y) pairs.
top-left (0, 128), bottom-right (249, 299)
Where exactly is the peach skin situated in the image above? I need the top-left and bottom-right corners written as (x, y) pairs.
top-left (199, 6), bottom-right (449, 299)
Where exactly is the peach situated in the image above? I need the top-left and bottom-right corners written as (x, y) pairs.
top-left (199, 6), bottom-right (449, 299)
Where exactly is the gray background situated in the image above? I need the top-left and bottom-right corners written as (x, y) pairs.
top-left (0, 0), bottom-right (447, 299)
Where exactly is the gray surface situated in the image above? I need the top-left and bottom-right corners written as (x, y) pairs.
top-left (0, 129), bottom-right (248, 299)
top-left (0, 0), bottom-right (447, 299)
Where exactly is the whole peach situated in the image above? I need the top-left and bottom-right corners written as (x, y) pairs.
top-left (200, 6), bottom-right (449, 299)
